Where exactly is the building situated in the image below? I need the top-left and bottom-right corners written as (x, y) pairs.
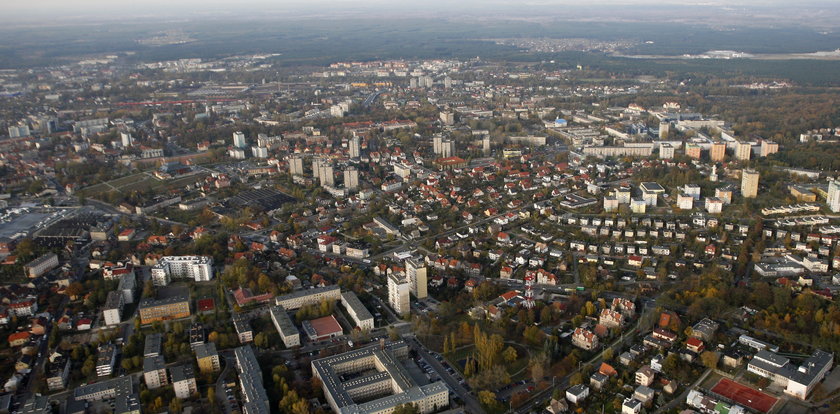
top-left (747, 349), bottom-right (833, 399)
top-left (659, 143), bottom-right (674, 159)
top-left (96, 344), bottom-right (117, 377)
top-left (144, 333), bottom-right (162, 357)
top-left (827, 179), bottom-right (840, 213)
top-left (103, 291), bottom-right (124, 326)
top-left (270, 305), bottom-right (300, 347)
top-left (19, 395), bottom-right (51, 414)
top-left (289, 155), bottom-right (304, 176)
top-left (234, 316), bottom-right (254, 343)
top-left (45, 353), bottom-right (70, 391)
top-left (716, 186), bottom-right (734, 204)
top-left (235, 346), bottom-right (271, 414)
top-left (344, 167), bottom-right (360, 190)
top-left (388, 273), bottom-right (411, 317)
top-left (143, 356), bottom-right (168, 389)
top-left (710, 142), bottom-right (726, 162)
top-left (24, 252), bottom-right (58, 278)
top-left (604, 196), bottom-right (619, 212)
top-left (735, 142), bottom-right (752, 161)
top-left (705, 197), bottom-right (723, 214)
top-left (405, 258), bottom-right (428, 299)
top-left (677, 193), bottom-right (694, 210)
top-left (120, 132), bottom-right (133, 148)
top-left (195, 342), bottom-right (221, 374)
top-left (760, 140), bottom-right (779, 157)
top-left (275, 285), bottom-right (341, 310)
top-left (685, 143), bottom-right (701, 159)
top-left (233, 131), bottom-right (247, 148)
top-left (599, 309), bottom-right (624, 329)
top-left (349, 136), bottom-right (361, 158)
top-left (138, 295), bottom-right (191, 324)
top-left (566, 384), bottom-right (589, 404)
top-left (170, 364), bottom-right (197, 399)
top-left (341, 291), bottom-right (374, 331)
top-left (72, 376), bottom-right (135, 404)
top-left (741, 169), bottom-right (759, 198)
top-left (150, 256), bottom-right (213, 286)
top-left (440, 111), bottom-right (455, 126)
top-left (252, 146), bottom-right (268, 158)
top-left (572, 327), bottom-right (598, 351)
top-left (302, 315), bottom-right (343, 341)
top-left (311, 341), bottom-right (449, 414)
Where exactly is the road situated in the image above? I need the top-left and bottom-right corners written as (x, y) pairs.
top-left (405, 336), bottom-right (483, 414)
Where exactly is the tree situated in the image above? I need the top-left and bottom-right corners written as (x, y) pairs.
top-left (700, 351), bottom-right (720, 370)
top-left (569, 372), bottom-right (583, 386)
top-left (503, 346), bottom-right (518, 363)
top-left (393, 403), bottom-right (420, 414)
top-left (529, 353), bottom-right (547, 384)
top-left (169, 398), bottom-right (183, 414)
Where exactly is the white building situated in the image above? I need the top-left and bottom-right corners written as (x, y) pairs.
top-left (170, 364), bottom-right (197, 399)
top-left (405, 258), bottom-right (428, 299)
top-left (827, 179), bottom-right (840, 213)
top-left (270, 305), bottom-right (300, 348)
top-left (150, 256), bottom-right (213, 286)
top-left (251, 146), bottom-right (268, 158)
top-left (103, 291), bottom-right (124, 326)
top-left (340, 291), bottom-right (374, 331)
top-left (233, 131), bottom-right (247, 148)
top-left (388, 273), bottom-right (411, 317)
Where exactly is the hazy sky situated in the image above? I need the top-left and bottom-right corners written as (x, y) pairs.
top-left (4, 0), bottom-right (838, 18)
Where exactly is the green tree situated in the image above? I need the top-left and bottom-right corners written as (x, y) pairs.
top-left (503, 346), bottom-right (518, 363)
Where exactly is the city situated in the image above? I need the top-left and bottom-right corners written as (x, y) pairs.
top-left (1, 2), bottom-right (840, 414)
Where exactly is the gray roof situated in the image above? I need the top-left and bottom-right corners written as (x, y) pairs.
top-left (169, 364), bottom-right (195, 383)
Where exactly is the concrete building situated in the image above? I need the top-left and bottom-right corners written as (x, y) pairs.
top-left (103, 291), bottom-right (124, 326)
top-left (735, 142), bottom-right (752, 161)
top-left (275, 285), bottom-right (341, 310)
top-left (234, 346), bottom-right (271, 414)
top-left (252, 146), bottom-right (268, 158)
top-left (741, 169), bottom-right (760, 198)
top-left (440, 111), bottom-right (455, 126)
top-left (747, 349), bottom-right (833, 399)
top-left (96, 344), bottom-right (117, 377)
top-left (827, 179), bottom-right (840, 213)
top-left (685, 143), bottom-right (701, 159)
top-left (388, 273), bottom-right (411, 317)
top-left (320, 163), bottom-right (335, 187)
top-left (138, 295), bottom-right (190, 324)
top-left (143, 356), bottom-right (168, 389)
top-left (150, 256), bottom-right (213, 286)
top-left (349, 135), bottom-right (361, 158)
top-left (195, 342), bottom-right (221, 374)
top-left (144, 333), bottom-right (162, 358)
top-left (24, 253), bottom-right (58, 278)
top-left (710, 142), bottom-right (726, 162)
top-left (45, 354), bottom-right (70, 391)
top-left (341, 291), bottom-right (374, 331)
top-left (659, 143), bottom-right (674, 159)
top-left (170, 364), bottom-right (197, 399)
top-left (233, 131), bottom-right (247, 148)
top-left (658, 122), bottom-right (670, 139)
top-left (270, 305), bottom-right (300, 347)
top-left (289, 155), bottom-right (304, 176)
top-left (405, 258), bottom-right (428, 299)
top-left (234, 317), bottom-right (254, 343)
top-left (311, 341), bottom-right (449, 414)
top-left (344, 167), bottom-right (360, 190)
top-left (302, 315), bottom-right (344, 341)
top-left (120, 132), bottom-right (133, 147)
top-left (760, 140), bottom-right (779, 157)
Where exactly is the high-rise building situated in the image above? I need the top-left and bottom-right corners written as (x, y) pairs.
top-left (685, 143), bottom-right (702, 159)
top-left (658, 122), bottom-right (670, 139)
top-left (120, 132), bottom-right (133, 148)
top-left (439, 111), bottom-right (454, 126)
top-left (441, 139), bottom-right (454, 158)
top-left (432, 136), bottom-right (443, 154)
top-left (405, 258), bottom-right (428, 299)
top-left (289, 156), bottom-right (304, 176)
top-left (735, 142), bottom-right (752, 161)
top-left (710, 142), bottom-right (726, 162)
top-left (233, 131), bottom-right (247, 148)
top-left (827, 179), bottom-right (840, 213)
top-left (387, 274), bottom-right (410, 317)
top-left (319, 163), bottom-right (335, 187)
top-left (409, 78), bottom-right (418, 88)
top-left (659, 143), bottom-right (674, 159)
top-left (344, 167), bottom-right (359, 190)
top-left (312, 158), bottom-right (322, 179)
top-left (760, 140), bottom-right (779, 157)
top-left (741, 169), bottom-right (759, 198)
top-left (8, 124), bottom-right (30, 138)
top-left (444, 76), bottom-right (452, 89)
top-left (349, 135), bottom-right (361, 158)
top-left (482, 136), bottom-right (491, 155)
top-left (252, 146), bottom-right (268, 158)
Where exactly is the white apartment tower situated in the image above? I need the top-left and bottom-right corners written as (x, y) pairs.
top-left (349, 135), bottom-right (361, 158)
top-left (405, 258), bottom-right (428, 299)
top-left (319, 163), bottom-right (335, 187)
top-left (387, 274), bottom-right (411, 318)
top-left (827, 179), bottom-right (840, 213)
top-left (289, 156), bottom-right (304, 176)
top-left (233, 131), bottom-right (247, 148)
top-left (344, 167), bottom-right (359, 190)
top-left (741, 169), bottom-right (760, 198)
